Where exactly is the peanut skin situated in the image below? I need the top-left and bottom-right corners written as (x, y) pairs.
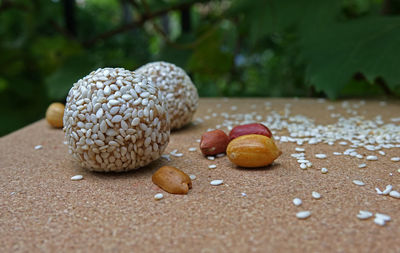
top-left (200, 129), bottom-right (229, 155)
top-left (227, 134), bottom-right (281, 168)
top-left (152, 166), bottom-right (192, 194)
top-left (229, 123), bottom-right (272, 141)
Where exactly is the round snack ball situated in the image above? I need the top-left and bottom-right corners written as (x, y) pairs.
top-left (63, 67), bottom-right (170, 172)
top-left (136, 61), bottom-right (198, 130)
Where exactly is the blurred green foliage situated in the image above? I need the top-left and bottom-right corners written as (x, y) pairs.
top-left (1, 0), bottom-right (400, 136)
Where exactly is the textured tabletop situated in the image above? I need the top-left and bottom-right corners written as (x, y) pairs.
top-left (1, 98), bottom-right (400, 252)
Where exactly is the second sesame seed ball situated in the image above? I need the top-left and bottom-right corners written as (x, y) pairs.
top-left (136, 61), bottom-right (199, 130)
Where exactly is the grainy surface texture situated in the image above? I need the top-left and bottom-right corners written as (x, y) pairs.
top-left (1, 98), bottom-right (400, 253)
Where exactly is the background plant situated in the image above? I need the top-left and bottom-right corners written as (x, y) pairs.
top-left (1, 0), bottom-right (400, 136)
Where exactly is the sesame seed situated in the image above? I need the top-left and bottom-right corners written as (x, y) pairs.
top-left (154, 193), bottom-right (163, 200)
top-left (161, 154), bottom-right (171, 161)
top-left (188, 147), bottom-right (197, 152)
top-left (71, 175), bottom-right (83, 181)
top-left (207, 156), bottom-right (215, 161)
top-left (296, 211), bottom-right (311, 219)
top-left (381, 185), bottom-right (393, 195)
top-left (216, 153), bottom-right (225, 158)
top-left (312, 191), bottom-right (321, 199)
top-left (358, 163), bottom-right (366, 168)
top-left (333, 152), bottom-right (342, 156)
top-left (373, 217), bottom-right (386, 226)
top-left (210, 179), bottom-right (223, 186)
top-left (295, 147), bottom-right (305, 152)
top-left (208, 164), bottom-right (217, 169)
top-left (111, 115), bottom-right (123, 123)
top-left (171, 153), bottom-right (183, 157)
top-left (189, 174), bottom-right (196, 180)
top-left (293, 198), bottom-right (302, 206)
top-left (300, 163), bottom-right (307, 169)
top-left (315, 154), bottom-right (327, 159)
top-left (366, 155), bottom-right (378, 161)
top-left (353, 180), bottom-right (365, 186)
top-left (389, 190), bottom-right (400, 199)
top-left (241, 192), bottom-right (247, 197)
top-left (376, 213), bottom-right (391, 221)
top-left (390, 157), bottom-right (400, 162)
top-left (34, 145), bottom-right (43, 150)
top-left (321, 168), bottom-right (328, 174)
top-left (357, 210), bottom-right (373, 220)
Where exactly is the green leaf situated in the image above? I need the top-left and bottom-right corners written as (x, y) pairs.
top-left (45, 54), bottom-right (97, 101)
top-left (300, 17), bottom-right (400, 98)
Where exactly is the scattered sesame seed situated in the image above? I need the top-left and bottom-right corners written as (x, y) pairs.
top-left (296, 211), bottom-right (311, 219)
top-left (374, 217), bottom-right (386, 226)
top-left (210, 179), bottom-right (223, 186)
top-left (378, 151), bottom-right (385, 156)
top-left (241, 192), bottom-right (247, 197)
top-left (188, 147), bottom-right (197, 152)
top-left (161, 154), bottom-right (171, 161)
top-left (389, 191), bottom-right (400, 199)
top-left (295, 147), bottom-right (305, 152)
top-left (357, 210), bottom-right (373, 220)
top-left (208, 164), bottom-right (217, 169)
top-left (375, 213), bottom-right (391, 221)
top-left (216, 153), bottom-right (226, 158)
top-left (189, 174), bottom-right (196, 180)
top-left (293, 198), bottom-right (302, 206)
top-left (196, 139), bottom-right (201, 143)
top-left (390, 157), bottom-right (400, 162)
top-left (353, 180), bottom-right (365, 186)
top-left (339, 141), bottom-right (348, 146)
top-left (315, 154), bottom-right (327, 159)
top-left (71, 175), bottom-right (83, 181)
top-left (321, 168), bottom-right (328, 174)
top-left (358, 163), bottom-right (367, 168)
top-left (171, 153), bottom-right (183, 157)
top-left (366, 155), bottom-right (378, 161)
top-left (154, 193), bottom-right (163, 200)
top-left (382, 185), bottom-right (393, 195)
top-left (333, 152), bottom-right (342, 156)
top-left (207, 156), bottom-right (215, 161)
top-left (312, 191), bottom-right (321, 199)
top-left (34, 145), bottom-right (43, 150)
top-left (300, 163), bottom-right (307, 169)
top-left (297, 159), bottom-right (309, 163)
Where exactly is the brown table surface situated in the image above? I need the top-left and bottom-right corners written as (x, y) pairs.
top-left (1, 98), bottom-right (400, 252)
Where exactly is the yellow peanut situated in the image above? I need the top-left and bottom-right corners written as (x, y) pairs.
top-left (46, 102), bottom-right (65, 128)
top-left (227, 134), bottom-right (282, 168)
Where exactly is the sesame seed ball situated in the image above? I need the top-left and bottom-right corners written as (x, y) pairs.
top-left (136, 61), bottom-right (199, 130)
top-left (63, 67), bottom-right (170, 172)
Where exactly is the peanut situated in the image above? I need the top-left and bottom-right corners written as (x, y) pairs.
top-left (200, 129), bottom-right (229, 155)
top-left (152, 166), bottom-right (192, 194)
top-left (229, 123), bottom-right (272, 141)
top-left (46, 102), bottom-right (65, 128)
top-left (227, 134), bottom-right (281, 168)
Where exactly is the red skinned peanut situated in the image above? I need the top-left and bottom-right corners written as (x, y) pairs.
top-left (229, 123), bottom-right (272, 141)
top-left (200, 129), bottom-right (229, 155)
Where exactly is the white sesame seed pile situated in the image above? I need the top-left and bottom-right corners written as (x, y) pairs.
top-left (63, 67), bottom-right (170, 172)
top-left (136, 61), bottom-right (199, 130)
